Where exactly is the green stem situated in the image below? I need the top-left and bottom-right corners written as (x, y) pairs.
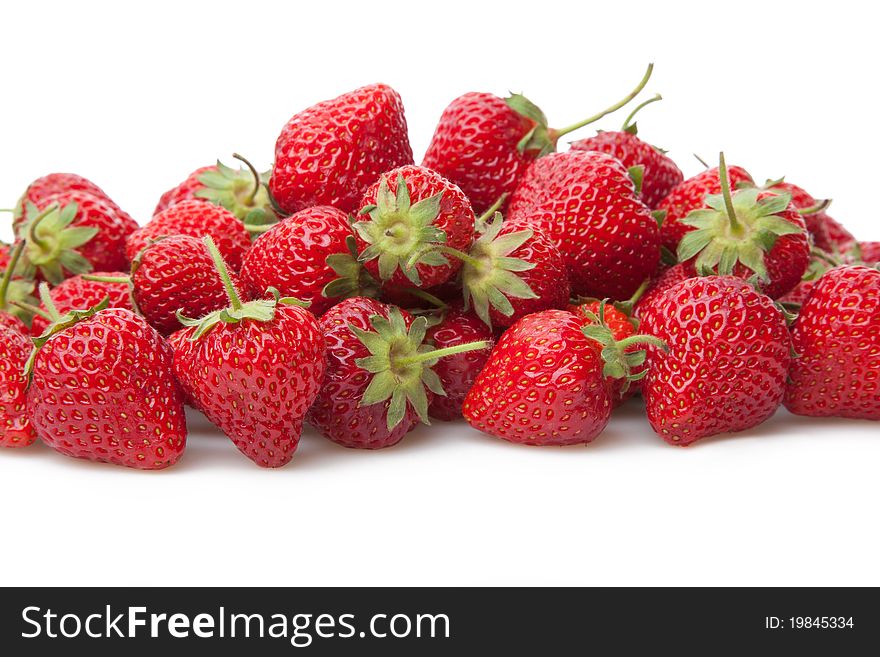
top-left (397, 340), bottom-right (490, 366)
top-left (203, 236), bottom-right (242, 311)
top-left (390, 286), bottom-right (447, 309)
top-left (232, 153), bottom-right (261, 206)
top-left (810, 247), bottom-right (842, 267)
top-left (9, 300), bottom-right (52, 321)
top-left (477, 194), bottom-right (509, 225)
top-left (797, 199), bottom-right (831, 216)
top-left (38, 282), bottom-right (62, 322)
top-left (717, 153), bottom-right (742, 232)
top-left (621, 93), bottom-right (662, 132)
top-left (693, 153), bottom-right (709, 169)
top-left (438, 245), bottom-right (482, 270)
top-left (615, 278), bottom-right (652, 316)
top-left (553, 63), bottom-right (654, 138)
top-left (82, 274), bottom-right (131, 284)
top-left (0, 240), bottom-right (25, 308)
top-left (26, 205), bottom-right (59, 252)
top-left (617, 334), bottom-right (667, 351)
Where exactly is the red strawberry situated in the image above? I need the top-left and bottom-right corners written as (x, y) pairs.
top-left (823, 216), bottom-right (856, 252)
top-left (507, 149), bottom-right (660, 300)
top-left (657, 163), bottom-right (754, 253)
top-left (171, 238), bottom-right (326, 467)
top-left (26, 288), bottom-right (187, 469)
top-left (784, 265), bottom-right (880, 419)
top-left (29, 271), bottom-right (133, 336)
top-left (422, 64), bottom-right (655, 215)
top-left (853, 241), bottom-right (880, 265)
top-left (0, 323), bottom-right (36, 448)
top-left (307, 297), bottom-right (489, 448)
top-left (425, 305), bottom-right (494, 421)
top-left (125, 199), bottom-right (251, 271)
top-left (676, 154), bottom-right (810, 299)
top-left (241, 205), bottom-right (360, 316)
top-left (354, 165), bottom-right (475, 289)
top-left (634, 262), bottom-right (691, 318)
top-left (463, 308), bottom-right (662, 445)
top-left (571, 94), bottom-right (683, 208)
top-left (764, 179), bottom-right (854, 253)
top-left (777, 248), bottom-right (841, 310)
top-left (17, 192), bottom-right (138, 283)
top-left (153, 156), bottom-right (278, 227)
top-left (640, 276), bottom-right (792, 445)
top-left (269, 83), bottom-right (414, 215)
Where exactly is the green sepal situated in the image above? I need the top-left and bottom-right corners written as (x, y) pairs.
top-left (628, 165), bottom-right (645, 196)
top-left (193, 159), bottom-right (279, 226)
top-left (652, 209), bottom-right (666, 228)
top-left (19, 202), bottom-right (98, 284)
top-left (322, 234), bottom-right (381, 302)
top-left (505, 93), bottom-right (556, 157)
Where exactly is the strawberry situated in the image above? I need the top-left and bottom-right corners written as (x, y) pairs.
top-left (28, 271), bottom-right (133, 336)
top-left (507, 149), bottom-right (660, 300)
top-left (634, 262), bottom-right (691, 318)
top-left (422, 64), bottom-right (655, 215)
top-left (354, 165), bottom-right (475, 289)
top-left (0, 323), bottom-right (35, 448)
top-left (26, 286), bottom-right (187, 469)
top-left (125, 199), bottom-right (251, 271)
top-left (269, 83), bottom-right (414, 215)
top-left (570, 94), bottom-right (683, 208)
top-left (306, 297), bottom-right (489, 449)
top-left (777, 248), bottom-right (841, 310)
top-left (823, 216), bottom-right (857, 252)
top-left (763, 179), bottom-right (854, 253)
top-left (425, 305), bottom-right (494, 421)
top-left (640, 276), bottom-right (792, 445)
top-left (852, 241), bottom-right (880, 265)
top-left (676, 154), bottom-right (810, 299)
top-left (171, 238), bottom-right (325, 467)
top-left (463, 307), bottom-right (663, 445)
top-left (784, 265), bottom-right (880, 420)
top-left (657, 163), bottom-right (754, 253)
top-left (241, 205), bottom-right (360, 316)
top-left (153, 156), bottom-right (278, 228)
top-left (16, 193), bottom-right (138, 283)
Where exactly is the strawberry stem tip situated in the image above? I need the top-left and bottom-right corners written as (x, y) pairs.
top-left (475, 193), bottom-right (509, 233)
top-left (717, 153), bottom-right (743, 233)
top-left (621, 93), bottom-right (662, 135)
top-left (232, 153), bottom-right (261, 207)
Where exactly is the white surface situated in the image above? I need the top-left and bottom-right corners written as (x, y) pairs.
top-left (1, 0), bottom-right (877, 587)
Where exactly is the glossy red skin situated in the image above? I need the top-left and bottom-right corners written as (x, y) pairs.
top-left (125, 199), bottom-right (251, 271)
top-left (778, 278), bottom-right (816, 307)
top-left (0, 324), bottom-right (36, 447)
top-left (28, 309), bottom-right (187, 469)
top-left (270, 84), bottom-right (414, 215)
top-left (14, 173), bottom-right (117, 230)
top-left (784, 265), bottom-right (880, 419)
top-left (0, 242), bottom-right (11, 270)
top-left (463, 309), bottom-right (613, 445)
top-left (173, 305), bottom-right (325, 467)
top-left (422, 92), bottom-right (536, 215)
top-left (679, 193), bottom-right (809, 299)
top-left (571, 132), bottom-right (684, 209)
top-left (426, 306), bottom-right (494, 421)
top-left (154, 165), bottom-right (217, 216)
top-left (242, 206), bottom-right (352, 316)
top-left (856, 241), bottom-right (880, 264)
top-left (657, 165), bottom-right (754, 252)
top-left (508, 150), bottom-right (660, 300)
top-left (356, 165), bottom-right (475, 290)
top-left (0, 313), bottom-right (27, 335)
top-left (766, 180), bottom-right (852, 253)
top-left (306, 297), bottom-right (423, 448)
top-left (635, 263), bottom-right (692, 319)
top-left (640, 276), bottom-right (791, 445)
top-left (133, 235), bottom-right (238, 336)
top-left (822, 216), bottom-right (856, 251)
top-left (30, 272), bottom-right (133, 336)
top-left (490, 219), bottom-right (570, 328)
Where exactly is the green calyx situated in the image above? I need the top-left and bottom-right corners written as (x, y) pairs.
top-left (0, 240), bottom-right (37, 325)
top-left (195, 154), bottom-right (278, 230)
top-left (580, 300), bottom-right (667, 393)
top-left (322, 234), bottom-right (381, 302)
top-left (677, 153), bottom-right (804, 282)
top-left (505, 62), bottom-right (654, 156)
top-left (178, 236), bottom-right (309, 340)
top-left (350, 308), bottom-right (490, 431)
top-left (19, 202), bottom-right (97, 285)
top-left (456, 212), bottom-right (537, 328)
top-left (354, 174), bottom-right (449, 286)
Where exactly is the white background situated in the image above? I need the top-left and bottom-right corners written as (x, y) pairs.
top-left (1, 0), bottom-right (877, 587)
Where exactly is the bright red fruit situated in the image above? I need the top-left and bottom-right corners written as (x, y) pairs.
top-left (0, 323), bottom-right (35, 448)
top-left (155, 165), bottom-right (216, 215)
top-left (784, 265), bottom-right (880, 420)
top-left (125, 199), bottom-right (251, 271)
top-left (854, 242), bottom-right (880, 264)
top-left (29, 272), bottom-right (133, 336)
top-left (507, 149), bottom-right (660, 300)
top-left (269, 83), bottom-right (414, 215)
top-left (640, 276), bottom-right (792, 445)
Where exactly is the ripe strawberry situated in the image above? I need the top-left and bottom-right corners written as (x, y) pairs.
top-left (763, 179), bottom-right (854, 253)
top-left (153, 156), bottom-right (278, 227)
top-left (29, 271), bottom-right (133, 336)
top-left (852, 241), bottom-right (880, 265)
top-left (26, 287), bottom-right (187, 469)
top-left (354, 165), bottom-right (475, 289)
top-left (777, 248), bottom-right (840, 310)
top-left (425, 305), bottom-right (494, 421)
top-left (16, 192), bottom-right (138, 283)
top-left (657, 163), bottom-right (754, 252)
top-left (125, 199), bottom-right (251, 271)
top-left (0, 323), bottom-right (35, 448)
top-left (269, 83), bottom-right (414, 215)
top-left (463, 308), bottom-right (663, 445)
top-left (823, 216), bottom-right (856, 252)
top-left (241, 205), bottom-right (358, 316)
top-left (571, 94), bottom-right (683, 208)
top-left (422, 64), bottom-right (655, 215)
top-left (676, 155), bottom-right (810, 299)
top-left (306, 297), bottom-right (489, 448)
top-left (172, 238), bottom-right (326, 467)
top-left (640, 276), bottom-right (792, 445)
top-left (784, 265), bottom-right (880, 419)
top-left (507, 149), bottom-right (660, 300)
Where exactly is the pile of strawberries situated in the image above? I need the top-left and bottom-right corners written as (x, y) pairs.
top-left (1, 65), bottom-right (878, 469)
